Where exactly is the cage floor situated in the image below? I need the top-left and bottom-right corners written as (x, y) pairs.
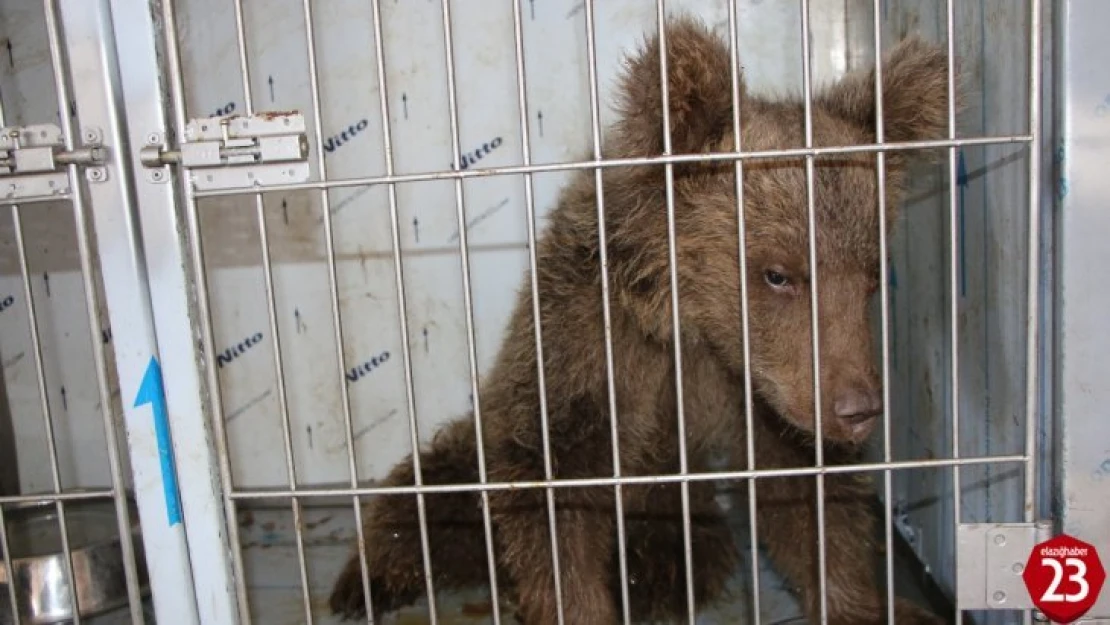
top-left (53, 485), bottom-right (942, 625)
top-left (217, 485), bottom-right (945, 625)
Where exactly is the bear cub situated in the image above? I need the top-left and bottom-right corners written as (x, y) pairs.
top-left (330, 15), bottom-right (956, 625)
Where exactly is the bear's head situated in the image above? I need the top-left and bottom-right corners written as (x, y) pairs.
top-left (605, 16), bottom-right (957, 445)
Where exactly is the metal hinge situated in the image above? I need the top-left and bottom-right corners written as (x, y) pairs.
top-left (0, 124), bottom-right (108, 201)
top-left (140, 111), bottom-right (310, 192)
top-left (957, 521), bottom-right (1054, 611)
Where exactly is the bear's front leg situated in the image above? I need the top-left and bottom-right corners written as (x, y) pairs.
top-left (491, 484), bottom-right (617, 625)
top-left (755, 470), bottom-right (945, 625)
top-left (484, 392), bottom-right (627, 625)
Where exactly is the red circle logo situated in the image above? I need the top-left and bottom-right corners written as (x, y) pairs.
top-left (1022, 533), bottom-right (1105, 623)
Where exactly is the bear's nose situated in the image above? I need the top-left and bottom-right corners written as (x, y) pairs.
top-left (833, 386), bottom-right (883, 426)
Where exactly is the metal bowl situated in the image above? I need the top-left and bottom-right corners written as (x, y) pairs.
top-left (0, 497), bottom-right (149, 624)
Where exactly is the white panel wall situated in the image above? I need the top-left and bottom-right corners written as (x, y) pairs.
top-left (163, 0), bottom-right (858, 490)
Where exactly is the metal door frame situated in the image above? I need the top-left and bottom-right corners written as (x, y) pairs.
top-left (94, 0), bottom-right (242, 623)
top-left (7, 1), bottom-right (244, 623)
top-left (1050, 0), bottom-right (1110, 619)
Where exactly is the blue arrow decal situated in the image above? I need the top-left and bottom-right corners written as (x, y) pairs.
top-left (134, 357), bottom-right (182, 526)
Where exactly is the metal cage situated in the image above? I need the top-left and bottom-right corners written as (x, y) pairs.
top-left (0, 0), bottom-right (1106, 624)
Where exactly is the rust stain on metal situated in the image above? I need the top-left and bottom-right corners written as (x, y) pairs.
top-left (256, 110), bottom-right (300, 120)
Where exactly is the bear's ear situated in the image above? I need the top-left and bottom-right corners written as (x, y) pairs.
top-left (612, 16), bottom-right (743, 158)
top-left (817, 36), bottom-right (958, 145)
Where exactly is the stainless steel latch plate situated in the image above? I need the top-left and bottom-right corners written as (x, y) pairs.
top-left (141, 111), bottom-right (311, 192)
top-left (957, 522), bottom-right (1054, 611)
top-left (0, 123), bottom-right (107, 201)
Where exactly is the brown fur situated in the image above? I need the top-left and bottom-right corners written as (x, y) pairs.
top-left (330, 16), bottom-right (956, 625)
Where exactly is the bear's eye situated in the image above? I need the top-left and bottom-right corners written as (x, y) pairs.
top-left (764, 269), bottom-right (790, 289)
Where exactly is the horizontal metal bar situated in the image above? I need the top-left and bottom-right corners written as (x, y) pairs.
top-left (0, 489), bottom-right (115, 505)
top-left (0, 146), bottom-right (106, 169)
top-left (227, 454), bottom-right (1029, 500)
top-left (191, 134), bottom-right (1033, 198)
top-left (0, 193), bottom-right (74, 206)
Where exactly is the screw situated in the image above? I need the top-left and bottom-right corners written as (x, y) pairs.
top-left (1012, 562), bottom-right (1024, 574)
top-left (151, 170), bottom-right (164, 182)
top-left (147, 132), bottom-right (161, 145)
top-left (992, 591), bottom-right (1006, 603)
top-left (993, 533), bottom-right (1007, 546)
top-left (83, 129), bottom-right (98, 143)
top-left (88, 168), bottom-right (104, 182)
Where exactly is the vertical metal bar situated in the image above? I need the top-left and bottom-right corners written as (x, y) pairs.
top-left (0, 512), bottom-right (13, 625)
top-left (0, 508), bottom-right (19, 625)
top-left (943, 2), bottom-right (962, 624)
top-left (797, 0), bottom-right (828, 622)
top-left (580, 2), bottom-right (624, 623)
top-left (71, 169), bottom-right (148, 619)
top-left (227, 3), bottom-right (314, 622)
top-left (297, 1), bottom-right (375, 621)
top-left (365, 1), bottom-right (439, 622)
top-left (1022, 1), bottom-right (1042, 623)
top-left (52, 1), bottom-right (207, 622)
top-left (69, 104), bottom-right (149, 625)
top-left (9, 212), bottom-right (82, 625)
top-left (0, 505), bottom-right (21, 625)
top-left (257, 188), bottom-right (314, 625)
top-left (104, 0), bottom-right (240, 620)
top-left (724, 3), bottom-right (760, 623)
top-left (20, 7), bottom-right (83, 621)
top-left (651, 2), bottom-right (696, 622)
top-left (176, 112), bottom-right (255, 621)
top-left (508, 2), bottom-right (579, 624)
top-left (435, 2), bottom-right (502, 623)
top-left (1023, 0), bottom-right (1043, 526)
top-left (0, 76), bottom-right (24, 625)
top-left (156, 0), bottom-right (252, 620)
top-left (44, 1), bottom-right (147, 617)
top-left (0, 67), bottom-right (14, 622)
top-left (869, 2), bottom-right (895, 623)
